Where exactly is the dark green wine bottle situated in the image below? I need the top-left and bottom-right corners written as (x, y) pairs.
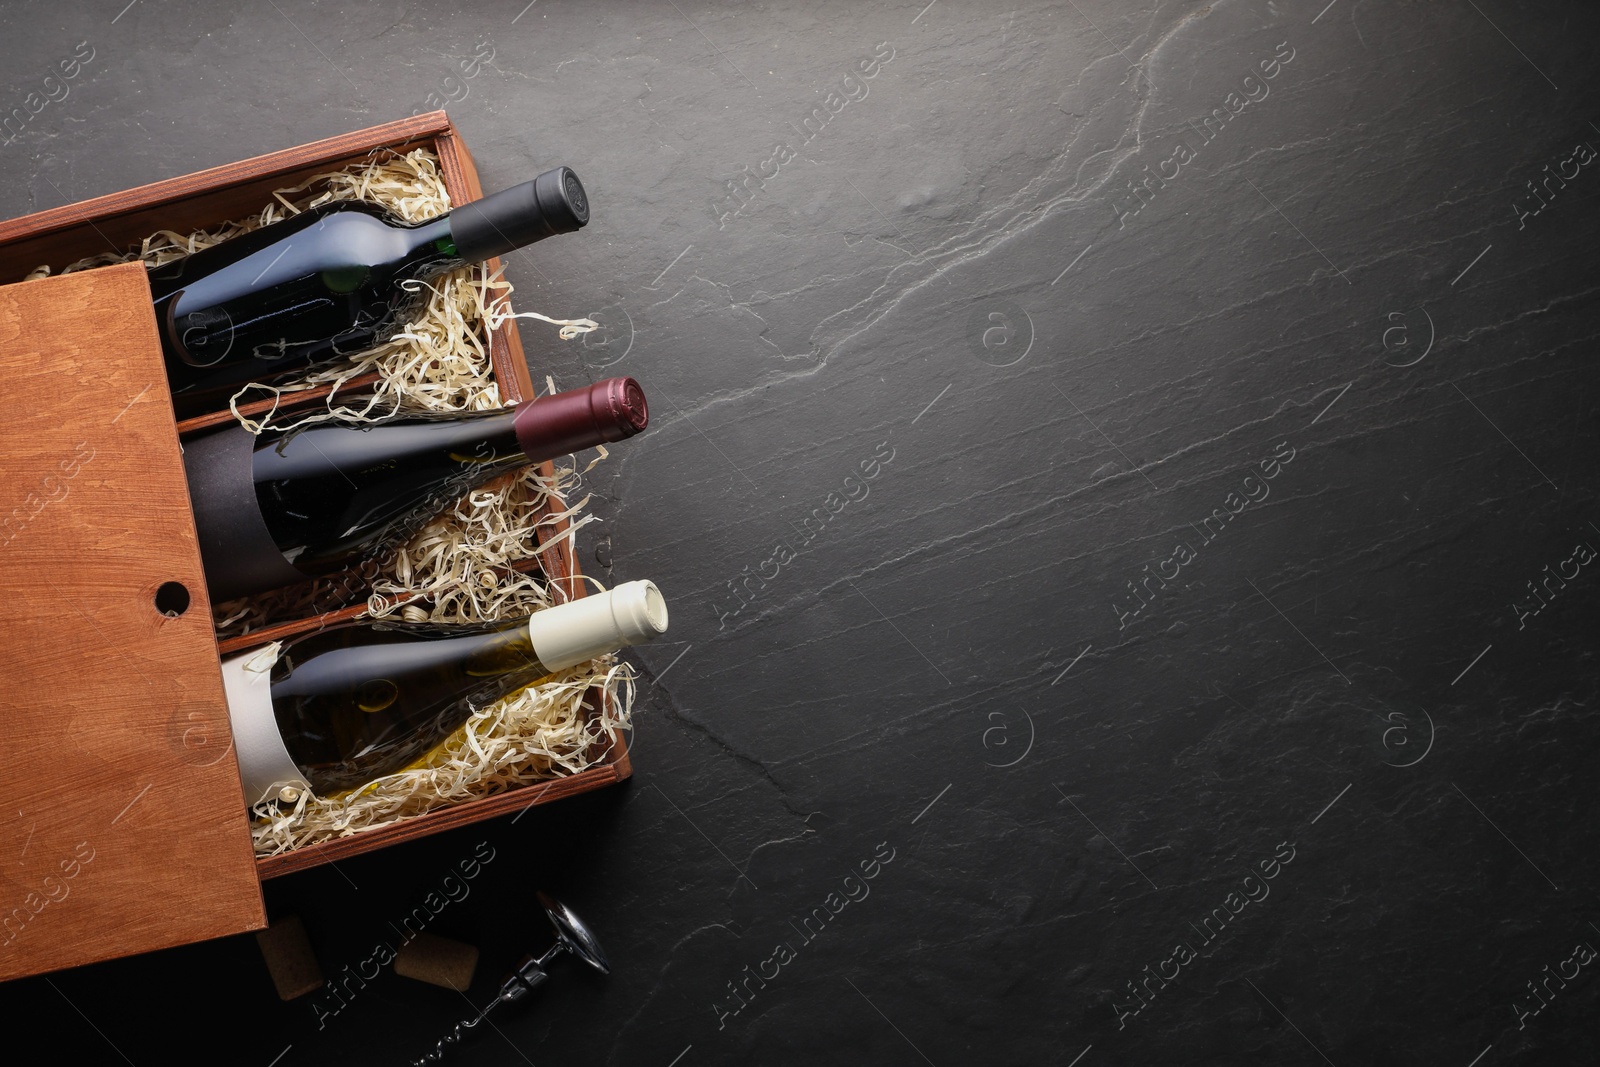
top-left (148, 166), bottom-right (589, 419)
top-left (222, 580), bottom-right (667, 802)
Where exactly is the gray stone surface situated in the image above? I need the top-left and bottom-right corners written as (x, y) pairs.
top-left (2, 1), bottom-right (1598, 1064)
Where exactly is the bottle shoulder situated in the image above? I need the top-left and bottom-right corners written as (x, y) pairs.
top-left (270, 616), bottom-right (533, 687)
top-left (251, 405), bottom-right (521, 472)
top-left (150, 202), bottom-right (417, 301)
top-left (278, 615), bottom-right (525, 655)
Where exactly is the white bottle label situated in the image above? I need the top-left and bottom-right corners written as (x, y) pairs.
top-left (220, 642), bottom-right (312, 807)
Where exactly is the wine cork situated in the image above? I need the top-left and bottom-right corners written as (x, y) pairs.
top-left (255, 915), bottom-right (323, 1001)
top-left (394, 932), bottom-right (480, 992)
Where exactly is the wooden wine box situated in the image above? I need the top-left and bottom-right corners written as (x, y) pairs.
top-left (0, 113), bottom-right (631, 983)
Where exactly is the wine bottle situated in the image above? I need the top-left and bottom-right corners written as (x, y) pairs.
top-left (184, 376), bottom-right (648, 601)
top-left (223, 580), bottom-right (668, 802)
top-left (148, 166), bottom-right (590, 418)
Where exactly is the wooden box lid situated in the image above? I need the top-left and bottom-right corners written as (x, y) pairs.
top-left (0, 263), bottom-right (264, 981)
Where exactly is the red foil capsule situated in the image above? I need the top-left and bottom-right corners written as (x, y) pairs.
top-left (513, 376), bottom-right (649, 457)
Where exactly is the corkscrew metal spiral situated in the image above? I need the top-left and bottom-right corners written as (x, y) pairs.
top-left (412, 1001), bottom-right (501, 1065)
top-left (412, 892), bottom-right (610, 1066)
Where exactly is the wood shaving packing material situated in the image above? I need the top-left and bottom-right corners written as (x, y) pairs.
top-left (247, 642), bottom-right (636, 858)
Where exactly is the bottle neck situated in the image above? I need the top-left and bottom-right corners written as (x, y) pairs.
top-left (269, 617), bottom-right (558, 715)
top-left (246, 383), bottom-right (647, 588)
top-left (456, 619), bottom-right (557, 689)
top-left (259, 407), bottom-right (528, 473)
top-left (446, 168), bottom-right (589, 263)
top-left (419, 407), bottom-right (527, 466)
top-left (399, 214), bottom-right (467, 276)
top-left (255, 379), bottom-right (648, 485)
top-left (452, 581), bottom-right (668, 681)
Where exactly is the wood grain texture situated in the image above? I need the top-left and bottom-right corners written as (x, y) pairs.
top-left (0, 264), bottom-right (264, 981)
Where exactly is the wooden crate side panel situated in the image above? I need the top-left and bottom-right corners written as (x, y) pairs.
top-left (0, 113), bottom-right (453, 280)
top-left (256, 759), bottom-right (624, 879)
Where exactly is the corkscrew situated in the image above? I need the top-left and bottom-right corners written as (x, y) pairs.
top-left (411, 892), bottom-right (610, 1066)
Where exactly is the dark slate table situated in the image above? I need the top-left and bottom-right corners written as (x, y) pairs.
top-left (3, 2), bottom-right (1597, 1064)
